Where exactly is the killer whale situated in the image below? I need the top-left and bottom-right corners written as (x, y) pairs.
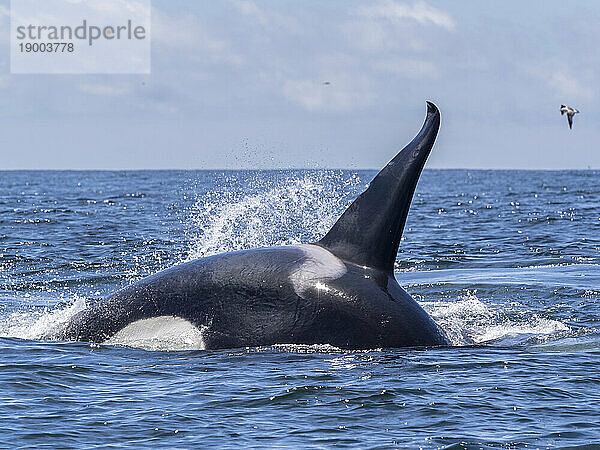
top-left (58, 102), bottom-right (450, 349)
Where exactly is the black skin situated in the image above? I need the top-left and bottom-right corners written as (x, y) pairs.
top-left (60, 246), bottom-right (448, 348)
top-left (58, 102), bottom-right (451, 349)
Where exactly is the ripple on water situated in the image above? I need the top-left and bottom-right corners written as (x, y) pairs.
top-left (0, 170), bottom-right (599, 447)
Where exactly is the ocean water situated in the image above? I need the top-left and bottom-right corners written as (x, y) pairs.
top-left (1, 169), bottom-right (599, 448)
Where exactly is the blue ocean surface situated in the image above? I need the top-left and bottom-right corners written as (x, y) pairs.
top-left (1, 169), bottom-right (599, 448)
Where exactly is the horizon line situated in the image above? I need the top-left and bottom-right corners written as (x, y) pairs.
top-left (0, 167), bottom-right (598, 172)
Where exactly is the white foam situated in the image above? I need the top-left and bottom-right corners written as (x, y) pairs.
top-left (289, 244), bottom-right (347, 296)
top-left (420, 291), bottom-right (569, 346)
top-left (0, 296), bottom-right (87, 340)
top-left (474, 317), bottom-right (568, 343)
top-left (104, 316), bottom-right (206, 351)
top-left (271, 343), bottom-right (344, 353)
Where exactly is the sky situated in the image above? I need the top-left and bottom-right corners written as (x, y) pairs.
top-left (0, 0), bottom-right (599, 170)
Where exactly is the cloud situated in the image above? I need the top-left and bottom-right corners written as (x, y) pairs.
top-left (342, 19), bottom-right (424, 53)
top-left (356, 0), bottom-right (455, 31)
top-left (526, 65), bottom-right (596, 100)
top-left (85, 0), bottom-right (149, 17)
top-left (343, 0), bottom-right (454, 53)
top-left (282, 76), bottom-right (374, 112)
top-left (227, 0), bottom-right (299, 31)
top-left (79, 83), bottom-right (130, 96)
top-left (374, 58), bottom-right (438, 78)
top-left (546, 71), bottom-right (595, 100)
top-left (245, 2), bottom-right (447, 111)
top-left (228, 0), bottom-right (268, 26)
top-left (0, 5), bottom-right (8, 48)
top-left (152, 8), bottom-right (243, 66)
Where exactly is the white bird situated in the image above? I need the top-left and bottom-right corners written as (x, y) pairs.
top-left (560, 104), bottom-right (579, 129)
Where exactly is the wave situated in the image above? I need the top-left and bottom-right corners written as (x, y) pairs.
top-left (421, 291), bottom-right (569, 346)
top-left (185, 171), bottom-right (361, 260)
top-left (0, 296), bottom-right (86, 341)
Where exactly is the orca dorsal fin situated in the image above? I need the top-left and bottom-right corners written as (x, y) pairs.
top-left (316, 102), bottom-right (440, 274)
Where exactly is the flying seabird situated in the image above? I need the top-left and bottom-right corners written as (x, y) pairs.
top-left (560, 104), bottom-right (579, 129)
